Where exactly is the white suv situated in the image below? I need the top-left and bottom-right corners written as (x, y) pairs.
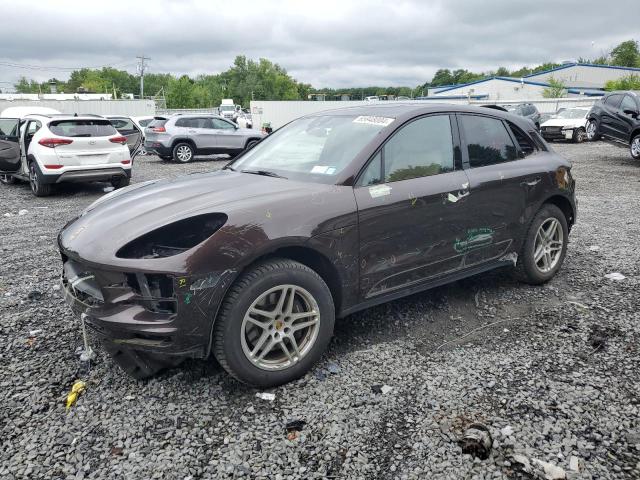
top-left (0, 112), bottom-right (133, 196)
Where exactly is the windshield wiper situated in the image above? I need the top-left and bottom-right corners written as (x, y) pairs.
top-left (240, 169), bottom-right (287, 179)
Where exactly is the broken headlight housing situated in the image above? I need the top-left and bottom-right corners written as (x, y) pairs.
top-left (116, 213), bottom-right (227, 259)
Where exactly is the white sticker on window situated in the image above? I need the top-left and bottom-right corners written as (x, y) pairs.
top-left (353, 116), bottom-right (395, 127)
top-left (369, 184), bottom-right (392, 198)
top-left (325, 167), bottom-right (337, 175)
top-left (311, 165), bottom-right (330, 174)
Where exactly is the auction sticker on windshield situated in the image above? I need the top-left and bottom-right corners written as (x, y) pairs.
top-left (353, 116), bottom-right (395, 126)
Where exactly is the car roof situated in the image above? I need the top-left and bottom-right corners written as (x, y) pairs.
top-left (24, 113), bottom-right (111, 121)
top-left (306, 102), bottom-right (537, 129)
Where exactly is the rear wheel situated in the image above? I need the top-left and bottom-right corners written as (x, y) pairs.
top-left (29, 162), bottom-right (52, 197)
top-left (630, 134), bottom-right (640, 160)
top-left (103, 343), bottom-right (183, 380)
top-left (573, 127), bottom-right (586, 143)
top-left (213, 258), bottom-right (335, 387)
top-left (245, 139), bottom-right (259, 150)
top-left (0, 174), bottom-right (16, 185)
top-left (173, 143), bottom-right (194, 163)
top-left (111, 176), bottom-right (130, 189)
top-left (586, 119), bottom-right (600, 141)
top-left (515, 204), bottom-right (568, 285)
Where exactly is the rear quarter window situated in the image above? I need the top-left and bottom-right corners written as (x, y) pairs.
top-left (49, 120), bottom-right (117, 137)
top-left (148, 119), bottom-right (168, 128)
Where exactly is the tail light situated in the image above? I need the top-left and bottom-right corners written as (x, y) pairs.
top-left (110, 136), bottom-right (128, 145)
top-left (43, 165), bottom-right (63, 169)
top-left (121, 160), bottom-right (131, 165)
top-left (152, 126), bottom-right (166, 133)
top-left (38, 138), bottom-right (73, 148)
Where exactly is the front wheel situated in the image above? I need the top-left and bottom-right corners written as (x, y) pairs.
top-left (573, 127), bottom-right (586, 143)
top-left (111, 176), bottom-right (130, 189)
top-left (515, 204), bottom-right (568, 285)
top-left (213, 258), bottom-right (335, 387)
top-left (630, 134), bottom-right (640, 160)
top-left (172, 143), bottom-right (194, 163)
top-left (29, 162), bottom-right (52, 197)
top-left (586, 119), bottom-right (600, 141)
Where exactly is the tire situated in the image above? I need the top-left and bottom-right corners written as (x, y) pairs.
top-left (630, 133), bottom-right (640, 160)
top-left (29, 162), bottom-right (52, 197)
top-left (515, 204), bottom-right (568, 285)
top-left (573, 127), bottom-right (586, 143)
top-left (103, 343), bottom-right (183, 380)
top-left (245, 139), bottom-right (259, 151)
top-left (586, 119), bottom-right (600, 141)
top-left (172, 142), bottom-right (194, 163)
top-left (0, 174), bottom-right (16, 185)
top-left (111, 176), bottom-right (130, 189)
top-left (213, 258), bottom-right (335, 387)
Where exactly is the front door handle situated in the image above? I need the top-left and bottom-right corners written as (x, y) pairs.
top-left (521, 177), bottom-right (541, 187)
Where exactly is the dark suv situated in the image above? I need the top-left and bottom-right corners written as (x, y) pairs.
top-left (59, 104), bottom-right (576, 387)
top-left (504, 103), bottom-right (542, 129)
top-left (586, 91), bottom-right (640, 160)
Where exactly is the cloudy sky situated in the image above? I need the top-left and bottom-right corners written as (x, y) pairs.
top-left (0, 0), bottom-right (637, 89)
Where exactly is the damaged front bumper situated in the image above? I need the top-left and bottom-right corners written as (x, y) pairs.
top-left (60, 251), bottom-right (235, 358)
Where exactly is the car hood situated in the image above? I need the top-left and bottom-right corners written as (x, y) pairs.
top-left (541, 118), bottom-right (587, 128)
top-left (59, 170), bottom-right (355, 269)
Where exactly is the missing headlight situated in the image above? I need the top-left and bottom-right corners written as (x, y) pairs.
top-left (116, 213), bottom-right (227, 259)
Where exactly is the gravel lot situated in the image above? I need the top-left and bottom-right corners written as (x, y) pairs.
top-left (1, 142), bottom-right (639, 479)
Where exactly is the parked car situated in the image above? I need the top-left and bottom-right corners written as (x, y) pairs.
top-left (105, 115), bottom-right (143, 157)
top-left (586, 91), bottom-right (640, 159)
top-left (0, 111), bottom-right (133, 196)
top-left (131, 116), bottom-right (158, 155)
top-left (235, 111), bottom-right (253, 129)
top-left (219, 99), bottom-right (238, 120)
top-left (540, 107), bottom-right (590, 143)
top-left (143, 114), bottom-right (265, 162)
top-left (58, 104), bottom-right (576, 386)
top-left (503, 103), bottom-right (542, 129)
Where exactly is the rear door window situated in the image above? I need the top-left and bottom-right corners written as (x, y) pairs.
top-left (506, 122), bottom-right (537, 157)
top-left (605, 94), bottom-right (623, 108)
top-left (620, 95), bottom-right (638, 112)
top-left (49, 120), bottom-right (117, 137)
top-left (109, 118), bottom-right (136, 131)
top-left (459, 115), bottom-right (518, 167)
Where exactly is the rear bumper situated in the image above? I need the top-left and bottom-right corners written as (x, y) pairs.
top-left (41, 167), bottom-right (130, 184)
top-left (144, 142), bottom-right (172, 157)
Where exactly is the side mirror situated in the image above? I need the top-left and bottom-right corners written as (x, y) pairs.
top-left (623, 109), bottom-right (639, 118)
top-left (234, 124), bottom-right (239, 129)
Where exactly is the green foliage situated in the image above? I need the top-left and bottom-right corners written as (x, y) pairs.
top-left (604, 74), bottom-right (640, 91)
top-left (610, 40), bottom-right (640, 68)
top-left (542, 77), bottom-right (567, 98)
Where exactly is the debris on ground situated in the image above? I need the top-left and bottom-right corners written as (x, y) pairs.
top-left (29, 329), bottom-right (42, 336)
top-left (27, 290), bottom-right (43, 301)
top-left (459, 423), bottom-right (492, 460)
top-left (587, 245), bottom-right (600, 252)
top-left (326, 362), bottom-right (340, 374)
top-left (285, 420), bottom-right (306, 440)
top-left (371, 384), bottom-right (393, 394)
top-left (110, 446), bottom-right (124, 456)
top-left (604, 272), bottom-right (626, 281)
top-left (18, 209), bottom-right (28, 216)
top-left (255, 392), bottom-right (275, 401)
top-left (531, 458), bottom-right (567, 480)
top-left (65, 380), bottom-right (87, 411)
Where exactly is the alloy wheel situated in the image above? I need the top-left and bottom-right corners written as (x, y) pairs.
top-left (533, 218), bottom-right (564, 274)
top-left (586, 120), bottom-right (597, 140)
top-left (29, 164), bottom-right (38, 193)
top-left (631, 137), bottom-right (640, 158)
top-left (240, 284), bottom-right (320, 371)
top-left (176, 145), bottom-right (192, 162)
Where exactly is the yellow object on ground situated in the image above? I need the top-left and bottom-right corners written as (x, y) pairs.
top-left (65, 380), bottom-right (87, 411)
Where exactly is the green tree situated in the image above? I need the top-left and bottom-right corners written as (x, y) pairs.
top-left (495, 67), bottom-right (510, 77)
top-left (610, 40), bottom-right (640, 67)
top-left (604, 74), bottom-right (640, 91)
top-left (542, 77), bottom-right (567, 98)
top-left (430, 69), bottom-right (454, 86)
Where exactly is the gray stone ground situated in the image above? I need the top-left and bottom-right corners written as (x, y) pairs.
top-left (0, 141), bottom-right (638, 479)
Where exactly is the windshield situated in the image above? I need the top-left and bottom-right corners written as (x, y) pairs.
top-left (230, 114), bottom-right (392, 183)
top-left (556, 109), bottom-right (588, 119)
top-left (220, 105), bottom-right (235, 111)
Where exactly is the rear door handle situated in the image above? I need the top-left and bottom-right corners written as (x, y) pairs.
top-left (521, 177), bottom-right (541, 187)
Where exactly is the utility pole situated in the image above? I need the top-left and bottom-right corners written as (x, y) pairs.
top-left (136, 54), bottom-right (151, 99)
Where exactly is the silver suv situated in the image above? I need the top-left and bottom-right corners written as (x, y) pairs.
top-left (144, 114), bottom-right (265, 163)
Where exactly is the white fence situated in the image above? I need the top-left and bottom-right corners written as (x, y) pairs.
top-left (0, 99), bottom-right (156, 116)
top-left (250, 97), bottom-right (598, 129)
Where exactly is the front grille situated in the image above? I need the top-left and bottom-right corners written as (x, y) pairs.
top-left (62, 256), bottom-right (176, 314)
top-left (542, 126), bottom-right (562, 133)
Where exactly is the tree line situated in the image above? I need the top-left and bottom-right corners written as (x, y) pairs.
top-left (10, 40), bottom-right (640, 107)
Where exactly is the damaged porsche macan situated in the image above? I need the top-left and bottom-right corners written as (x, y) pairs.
top-left (58, 104), bottom-right (576, 387)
